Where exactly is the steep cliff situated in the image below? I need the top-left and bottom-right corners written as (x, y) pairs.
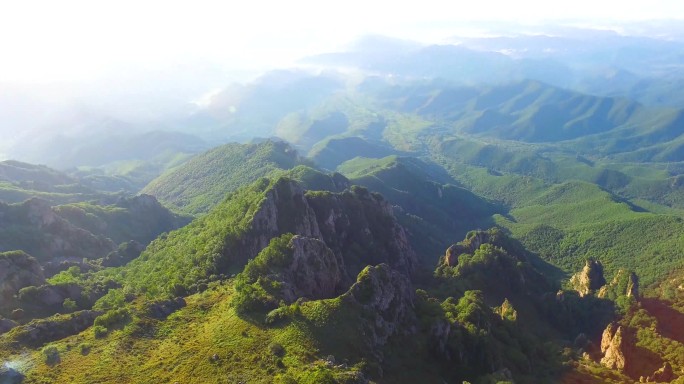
top-left (122, 177), bottom-right (416, 296)
top-left (600, 323), bottom-right (630, 370)
top-left (342, 264), bottom-right (416, 348)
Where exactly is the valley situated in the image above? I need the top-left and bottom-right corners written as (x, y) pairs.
top-left (2, 23), bottom-right (684, 384)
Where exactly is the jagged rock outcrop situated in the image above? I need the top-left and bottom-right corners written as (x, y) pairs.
top-left (233, 179), bottom-right (323, 272)
top-left (309, 186), bottom-right (416, 278)
top-left (25, 197), bottom-right (58, 227)
top-left (280, 236), bottom-right (342, 302)
top-left (626, 274), bottom-right (639, 298)
top-left (16, 279), bottom-right (117, 318)
top-left (8, 310), bottom-right (102, 347)
top-left (570, 259), bottom-right (606, 297)
top-left (0, 251), bottom-right (45, 305)
top-left (598, 269), bottom-right (639, 299)
top-left (445, 230), bottom-right (492, 267)
top-left (600, 323), bottom-right (632, 371)
top-left (235, 179), bottom-right (416, 282)
top-left (342, 264), bottom-right (415, 348)
top-left (498, 298), bottom-right (517, 321)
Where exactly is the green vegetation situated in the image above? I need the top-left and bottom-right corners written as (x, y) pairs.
top-left (110, 177), bottom-right (277, 296)
top-left (53, 195), bottom-right (190, 245)
top-left (494, 181), bottom-right (684, 286)
top-left (233, 234), bottom-right (295, 316)
top-left (338, 155), bottom-right (497, 259)
top-left (142, 140), bottom-right (311, 214)
top-left (6, 68), bottom-right (684, 384)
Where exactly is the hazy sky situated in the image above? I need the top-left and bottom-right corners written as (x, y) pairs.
top-left (2, 0), bottom-right (684, 83)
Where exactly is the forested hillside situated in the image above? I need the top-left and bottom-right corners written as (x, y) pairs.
top-left (3, 23), bottom-right (684, 384)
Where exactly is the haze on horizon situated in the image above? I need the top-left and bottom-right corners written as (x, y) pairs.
top-left (2, 0), bottom-right (684, 161)
top-left (2, 0), bottom-right (684, 84)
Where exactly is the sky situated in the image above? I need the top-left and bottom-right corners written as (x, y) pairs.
top-left (1, 0), bottom-right (684, 84)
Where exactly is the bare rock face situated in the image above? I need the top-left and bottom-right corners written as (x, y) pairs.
top-left (236, 179), bottom-right (416, 284)
top-left (343, 264), bottom-right (415, 348)
top-left (0, 251), bottom-right (45, 306)
top-left (598, 269), bottom-right (639, 299)
top-left (600, 323), bottom-right (631, 371)
top-left (18, 283), bottom-right (83, 307)
top-left (307, 186), bottom-right (417, 279)
top-left (237, 179), bottom-right (323, 267)
top-left (280, 236), bottom-right (342, 302)
top-left (429, 319), bottom-right (452, 360)
top-left (570, 259), bottom-right (606, 297)
top-left (626, 276), bottom-right (639, 298)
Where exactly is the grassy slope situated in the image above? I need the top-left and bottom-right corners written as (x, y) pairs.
top-left (5, 277), bottom-right (448, 384)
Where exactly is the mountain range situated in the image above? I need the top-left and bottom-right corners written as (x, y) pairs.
top-left (2, 28), bottom-right (684, 384)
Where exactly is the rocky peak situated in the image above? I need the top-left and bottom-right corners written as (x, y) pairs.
top-left (444, 229), bottom-right (501, 267)
top-left (598, 269), bottom-right (639, 299)
top-left (600, 322), bottom-right (631, 371)
top-left (569, 259), bottom-right (606, 297)
top-left (280, 235), bottom-right (343, 302)
top-left (313, 188), bottom-right (417, 279)
top-left (343, 264), bottom-right (415, 347)
top-left (239, 179), bottom-right (323, 268)
top-left (251, 179), bottom-right (321, 237)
